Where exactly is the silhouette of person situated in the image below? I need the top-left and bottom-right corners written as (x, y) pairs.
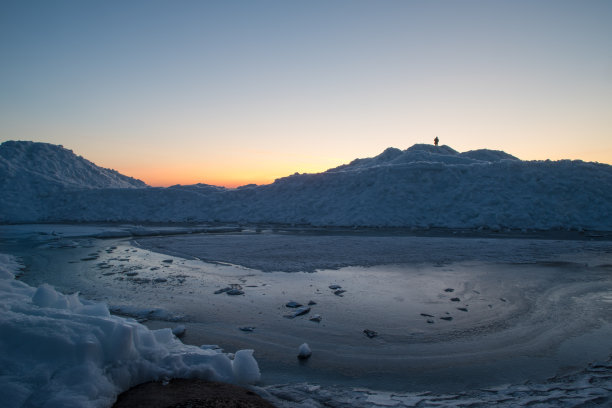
top-left (434, 136), bottom-right (439, 146)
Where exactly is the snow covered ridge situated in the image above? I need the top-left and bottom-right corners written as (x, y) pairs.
top-left (0, 141), bottom-right (147, 222)
top-left (0, 253), bottom-right (260, 408)
top-left (0, 141), bottom-right (147, 189)
top-left (2, 141), bottom-right (612, 231)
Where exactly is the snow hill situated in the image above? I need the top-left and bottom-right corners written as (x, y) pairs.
top-left (0, 141), bottom-right (146, 221)
top-left (2, 140), bottom-right (612, 231)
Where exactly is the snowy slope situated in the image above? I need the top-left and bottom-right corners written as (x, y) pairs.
top-left (0, 253), bottom-right (260, 408)
top-left (2, 141), bottom-right (612, 231)
top-left (0, 141), bottom-right (146, 189)
top-left (0, 141), bottom-right (147, 222)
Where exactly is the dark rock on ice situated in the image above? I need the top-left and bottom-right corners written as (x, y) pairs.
top-left (420, 313), bottom-right (434, 317)
top-left (214, 287), bottom-right (231, 294)
top-left (286, 301), bottom-right (302, 308)
top-left (239, 327), bottom-right (255, 332)
top-left (457, 307), bottom-right (468, 312)
top-left (309, 314), bottom-right (322, 322)
top-left (334, 289), bottom-right (346, 296)
top-left (308, 300), bottom-right (317, 305)
top-left (363, 329), bottom-right (378, 338)
top-left (427, 319), bottom-right (434, 324)
top-left (153, 278), bottom-right (167, 283)
top-left (444, 288), bottom-right (455, 292)
top-left (450, 297), bottom-right (460, 302)
top-left (163, 259), bottom-right (173, 264)
top-left (226, 289), bottom-right (244, 296)
top-left (329, 284), bottom-right (342, 290)
top-left (284, 306), bottom-right (310, 318)
top-left (440, 316), bottom-right (453, 321)
top-left (126, 272), bottom-right (138, 277)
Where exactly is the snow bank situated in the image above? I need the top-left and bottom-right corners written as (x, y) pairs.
top-left (0, 254), bottom-right (260, 408)
top-left (0, 141), bottom-right (146, 222)
top-left (2, 141), bottom-right (612, 231)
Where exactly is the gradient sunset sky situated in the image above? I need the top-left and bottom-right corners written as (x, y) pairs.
top-left (1, 0), bottom-right (611, 187)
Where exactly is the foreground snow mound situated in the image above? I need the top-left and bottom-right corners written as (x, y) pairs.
top-left (0, 254), bottom-right (260, 408)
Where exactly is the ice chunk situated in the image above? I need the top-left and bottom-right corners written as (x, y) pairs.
top-left (232, 349), bottom-right (261, 384)
top-left (172, 325), bottom-right (186, 337)
top-left (298, 343), bottom-right (312, 360)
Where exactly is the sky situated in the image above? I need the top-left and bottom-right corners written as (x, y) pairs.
top-left (1, 0), bottom-right (611, 187)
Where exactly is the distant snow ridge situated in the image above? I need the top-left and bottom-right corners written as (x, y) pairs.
top-left (2, 141), bottom-right (612, 231)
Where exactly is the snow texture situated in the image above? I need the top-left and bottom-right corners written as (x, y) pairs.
top-left (2, 140), bottom-right (612, 231)
top-left (0, 141), bottom-right (146, 222)
top-left (259, 360), bottom-right (612, 408)
top-left (0, 254), bottom-right (260, 408)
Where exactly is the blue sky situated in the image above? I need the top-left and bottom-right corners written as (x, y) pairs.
top-left (1, 0), bottom-right (611, 186)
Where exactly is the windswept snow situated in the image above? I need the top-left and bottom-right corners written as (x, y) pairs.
top-left (0, 253), bottom-right (260, 408)
top-left (2, 140), bottom-right (612, 231)
top-left (0, 141), bottom-right (146, 189)
top-left (0, 141), bottom-right (146, 222)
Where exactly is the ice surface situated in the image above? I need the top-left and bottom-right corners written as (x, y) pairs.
top-left (0, 254), bottom-right (261, 408)
top-left (2, 141), bottom-right (611, 231)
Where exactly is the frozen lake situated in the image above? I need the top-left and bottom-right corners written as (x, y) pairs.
top-left (1, 224), bottom-right (611, 405)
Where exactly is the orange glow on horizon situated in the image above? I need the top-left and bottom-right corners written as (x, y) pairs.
top-left (117, 160), bottom-right (342, 189)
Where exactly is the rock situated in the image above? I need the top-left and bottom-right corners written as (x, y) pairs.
top-left (334, 289), bottom-right (346, 296)
top-left (427, 319), bottom-right (435, 324)
top-left (125, 272), bottom-right (138, 277)
top-left (226, 289), bottom-right (245, 296)
top-left (153, 278), bottom-right (167, 283)
top-left (440, 316), bottom-right (453, 321)
top-left (286, 301), bottom-right (302, 308)
top-left (450, 297), bottom-right (460, 302)
top-left (298, 343), bottom-right (312, 360)
top-left (444, 288), bottom-right (455, 292)
top-left (329, 284), bottom-right (342, 290)
top-left (363, 329), bottom-right (378, 338)
top-left (214, 287), bottom-right (231, 294)
top-left (162, 259), bottom-right (173, 264)
top-left (308, 300), bottom-right (317, 305)
top-left (309, 314), bottom-right (322, 322)
top-left (239, 327), bottom-right (255, 332)
top-left (500, 297), bottom-right (507, 302)
top-left (420, 313), bottom-right (434, 317)
top-left (457, 307), bottom-right (468, 312)
top-left (284, 306), bottom-right (310, 318)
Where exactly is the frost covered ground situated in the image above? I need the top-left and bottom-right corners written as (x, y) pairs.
top-left (1, 224), bottom-right (610, 407)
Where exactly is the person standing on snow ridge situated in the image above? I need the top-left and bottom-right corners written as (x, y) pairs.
top-left (434, 136), bottom-right (439, 146)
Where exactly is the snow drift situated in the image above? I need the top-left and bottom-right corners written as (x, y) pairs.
top-left (0, 253), bottom-right (260, 408)
top-left (0, 141), bottom-right (146, 221)
top-left (2, 140), bottom-right (612, 230)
